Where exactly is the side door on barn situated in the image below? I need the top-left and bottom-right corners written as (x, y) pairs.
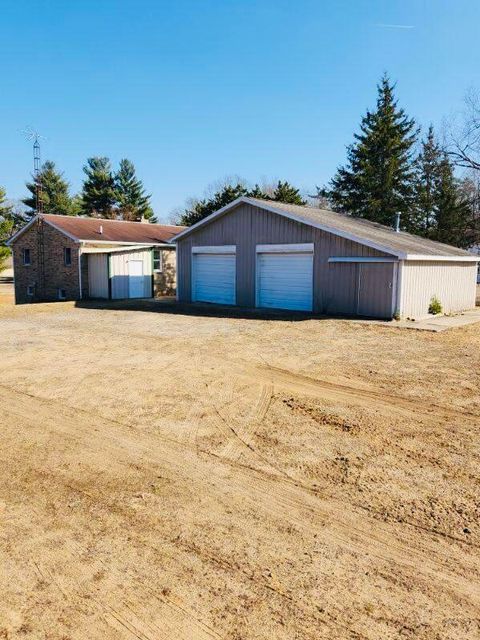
top-left (325, 259), bottom-right (396, 319)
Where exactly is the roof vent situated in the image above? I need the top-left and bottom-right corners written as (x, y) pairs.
top-left (99, 224), bottom-right (103, 235)
top-left (394, 212), bottom-right (401, 233)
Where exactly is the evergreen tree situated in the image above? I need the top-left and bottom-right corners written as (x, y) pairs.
top-left (323, 74), bottom-right (418, 231)
top-left (0, 187), bottom-right (13, 273)
top-left (433, 156), bottom-right (472, 248)
top-left (81, 157), bottom-right (117, 218)
top-left (23, 161), bottom-right (77, 216)
top-left (179, 180), bottom-right (307, 226)
top-left (458, 174), bottom-right (480, 247)
top-left (413, 127), bottom-right (473, 247)
top-left (180, 183), bottom-right (248, 226)
top-left (248, 184), bottom-right (270, 199)
top-left (272, 180), bottom-right (306, 205)
top-left (413, 126), bottom-right (442, 236)
top-left (115, 159), bottom-right (154, 221)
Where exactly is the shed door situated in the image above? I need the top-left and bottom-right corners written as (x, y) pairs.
top-left (88, 254), bottom-right (109, 299)
top-left (128, 260), bottom-right (145, 298)
top-left (192, 253), bottom-right (236, 305)
top-left (257, 252), bottom-right (313, 311)
top-left (357, 263), bottom-right (395, 318)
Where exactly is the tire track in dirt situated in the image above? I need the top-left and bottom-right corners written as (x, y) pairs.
top-left (221, 383), bottom-right (273, 462)
top-left (2, 385), bottom-right (479, 612)
top-left (29, 524), bottom-right (219, 640)
top-left (249, 364), bottom-right (480, 424)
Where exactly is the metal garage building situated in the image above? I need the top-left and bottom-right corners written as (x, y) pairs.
top-left (173, 197), bottom-right (479, 320)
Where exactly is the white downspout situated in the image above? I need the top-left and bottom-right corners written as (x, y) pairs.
top-left (395, 259), bottom-right (404, 318)
top-left (78, 243), bottom-right (83, 300)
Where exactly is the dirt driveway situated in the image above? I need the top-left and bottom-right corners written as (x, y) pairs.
top-left (0, 299), bottom-right (479, 639)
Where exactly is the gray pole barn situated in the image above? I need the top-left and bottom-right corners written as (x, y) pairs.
top-left (173, 197), bottom-right (478, 320)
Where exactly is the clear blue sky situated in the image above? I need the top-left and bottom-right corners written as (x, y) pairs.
top-left (1, 0), bottom-right (479, 221)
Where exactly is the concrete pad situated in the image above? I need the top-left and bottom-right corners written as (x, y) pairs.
top-left (396, 308), bottom-right (480, 332)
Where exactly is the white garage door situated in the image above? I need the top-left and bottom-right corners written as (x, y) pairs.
top-left (192, 249), bottom-right (236, 305)
top-left (257, 246), bottom-right (313, 311)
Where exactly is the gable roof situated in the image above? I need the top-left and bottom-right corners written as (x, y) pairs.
top-left (8, 214), bottom-right (185, 246)
top-left (172, 197), bottom-right (479, 261)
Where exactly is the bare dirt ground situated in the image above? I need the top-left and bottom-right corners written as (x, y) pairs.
top-left (0, 293), bottom-right (479, 639)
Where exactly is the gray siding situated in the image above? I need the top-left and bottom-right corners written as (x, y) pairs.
top-left (176, 203), bottom-right (395, 316)
top-left (400, 261), bottom-right (477, 319)
top-left (87, 254), bottom-right (109, 299)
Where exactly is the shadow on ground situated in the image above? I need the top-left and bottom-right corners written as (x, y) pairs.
top-left (74, 297), bottom-right (372, 323)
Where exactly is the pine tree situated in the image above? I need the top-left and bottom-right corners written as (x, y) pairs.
top-left (413, 127), bottom-right (473, 247)
top-left (272, 181), bottom-right (306, 205)
top-left (433, 156), bottom-right (472, 248)
top-left (81, 157), bottom-right (117, 218)
top-left (0, 187), bottom-right (13, 273)
top-left (23, 161), bottom-right (77, 216)
top-left (180, 183), bottom-right (248, 226)
top-left (115, 159), bottom-right (154, 221)
top-left (324, 75), bottom-right (418, 231)
top-left (179, 179), bottom-right (308, 226)
top-left (247, 184), bottom-right (270, 199)
top-left (413, 126), bottom-right (442, 236)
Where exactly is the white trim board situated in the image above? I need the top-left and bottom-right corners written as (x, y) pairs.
top-left (191, 245), bottom-right (236, 254)
top-left (80, 239), bottom-right (174, 246)
top-left (81, 244), bottom-right (155, 254)
top-left (403, 254), bottom-right (480, 262)
top-left (256, 243), bottom-right (313, 253)
top-left (328, 256), bottom-right (398, 263)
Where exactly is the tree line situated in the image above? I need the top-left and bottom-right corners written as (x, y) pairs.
top-left (2, 73), bottom-right (480, 274)
top-left (176, 75), bottom-right (480, 249)
top-left (179, 180), bottom-right (306, 226)
top-left (0, 157), bottom-right (155, 272)
top-left (9, 156), bottom-right (154, 222)
top-left (317, 74), bottom-right (479, 249)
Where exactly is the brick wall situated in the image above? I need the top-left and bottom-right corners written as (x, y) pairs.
top-left (153, 247), bottom-right (177, 297)
top-left (12, 219), bottom-right (81, 304)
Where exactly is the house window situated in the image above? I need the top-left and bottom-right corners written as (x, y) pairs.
top-left (27, 285), bottom-right (35, 296)
top-left (58, 288), bottom-right (66, 300)
top-left (23, 248), bottom-right (31, 265)
top-left (64, 247), bottom-right (72, 266)
top-left (153, 249), bottom-right (163, 272)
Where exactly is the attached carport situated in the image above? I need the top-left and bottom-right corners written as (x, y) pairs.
top-left (82, 245), bottom-right (154, 300)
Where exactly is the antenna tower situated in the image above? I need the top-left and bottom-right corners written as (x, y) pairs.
top-left (21, 126), bottom-right (45, 213)
top-left (21, 127), bottom-right (47, 298)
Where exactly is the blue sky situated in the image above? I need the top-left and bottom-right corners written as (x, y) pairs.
top-left (1, 0), bottom-right (479, 221)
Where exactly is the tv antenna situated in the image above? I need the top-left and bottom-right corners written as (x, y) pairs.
top-left (21, 126), bottom-right (46, 213)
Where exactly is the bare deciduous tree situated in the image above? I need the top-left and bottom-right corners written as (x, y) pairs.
top-left (448, 90), bottom-right (480, 172)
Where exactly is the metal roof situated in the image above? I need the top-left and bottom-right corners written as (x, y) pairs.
top-left (8, 214), bottom-right (185, 245)
top-left (172, 197), bottom-right (478, 261)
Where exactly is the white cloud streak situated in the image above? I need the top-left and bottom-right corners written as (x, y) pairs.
top-left (374, 23), bottom-right (415, 29)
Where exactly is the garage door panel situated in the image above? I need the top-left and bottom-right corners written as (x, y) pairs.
top-left (192, 253), bottom-right (236, 305)
top-left (257, 252), bottom-right (313, 311)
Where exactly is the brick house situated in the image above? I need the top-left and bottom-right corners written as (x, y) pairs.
top-left (8, 215), bottom-right (185, 304)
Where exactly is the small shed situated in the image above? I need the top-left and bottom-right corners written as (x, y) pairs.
top-left (172, 197), bottom-right (479, 320)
